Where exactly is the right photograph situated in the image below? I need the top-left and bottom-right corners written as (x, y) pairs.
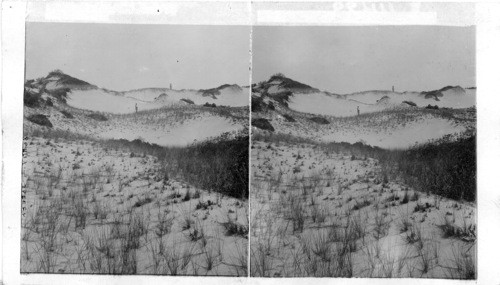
top-left (250, 26), bottom-right (476, 278)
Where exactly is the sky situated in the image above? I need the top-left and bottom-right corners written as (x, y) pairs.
top-left (25, 23), bottom-right (251, 91)
top-left (253, 26), bottom-right (475, 94)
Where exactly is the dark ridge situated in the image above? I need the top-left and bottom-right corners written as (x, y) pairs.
top-left (200, 88), bottom-right (220, 98)
top-left (217, 84), bottom-right (242, 91)
top-left (421, 85), bottom-right (463, 100)
top-left (126, 87), bottom-right (170, 93)
top-left (439, 86), bottom-right (461, 92)
top-left (200, 84), bottom-right (242, 98)
top-left (46, 70), bottom-right (94, 88)
top-left (180, 98), bottom-right (194, 104)
top-left (268, 73), bottom-right (318, 91)
top-left (402, 100), bottom-right (417, 107)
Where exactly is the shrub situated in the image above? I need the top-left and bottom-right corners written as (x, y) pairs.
top-left (269, 72), bottom-right (286, 80)
top-left (87, 113), bottom-right (108, 121)
top-left (182, 189), bottom-right (191, 202)
top-left (267, 102), bottom-right (275, 110)
top-left (309, 116), bottom-right (330, 124)
top-left (203, 102), bottom-right (217, 108)
top-left (447, 243), bottom-right (476, 279)
top-left (255, 131), bottom-right (475, 202)
top-left (165, 135), bottom-right (249, 199)
top-left (402, 100), bottom-right (417, 107)
top-left (24, 90), bottom-right (41, 108)
top-left (438, 215), bottom-right (476, 242)
top-left (268, 73), bottom-right (317, 91)
top-left (401, 191), bottom-right (410, 204)
top-left (352, 199), bottom-right (371, 211)
top-left (271, 90), bottom-right (293, 107)
top-left (46, 87), bottom-right (71, 103)
top-left (27, 127), bottom-right (249, 200)
top-left (379, 135), bottom-right (476, 202)
top-left (425, 104), bottom-right (439, 110)
top-left (27, 114), bottom-right (53, 128)
top-left (252, 118), bottom-right (274, 132)
top-left (155, 211), bottom-right (173, 237)
top-left (195, 200), bottom-right (214, 210)
top-left (60, 110), bottom-right (74, 119)
top-left (180, 98), bottom-right (194, 104)
top-left (283, 114), bottom-right (296, 122)
top-left (251, 96), bottom-right (265, 112)
top-left (396, 207), bottom-right (412, 233)
top-left (133, 196), bottom-right (152, 208)
top-left (45, 98), bottom-right (53, 106)
top-left (47, 70), bottom-right (93, 87)
top-left (222, 220), bottom-right (248, 238)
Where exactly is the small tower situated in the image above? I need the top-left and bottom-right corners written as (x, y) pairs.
top-left (170, 83), bottom-right (172, 90)
top-left (392, 85), bottom-right (395, 92)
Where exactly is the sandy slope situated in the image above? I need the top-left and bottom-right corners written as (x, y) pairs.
top-left (287, 88), bottom-right (475, 118)
top-left (152, 87), bottom-right (250, 107)
top-left (99, 115), bottom-right (244, 146)
top-left (21, 137), bottom-right (248, 275)
top-left (24, 104), bottom-right (248, 147)
top-left (319, 116), bottom-right (467, 149)
top-left (288, 92), bottom-right (385, 117)
top-left (29, 71), bottom-right (249, 114)
top-left (22, 71), bottom-right (250, 276)
top-left (253, 107), bottom-right (474, 149)
top-left (250, 140), bottom-right (476, 278)
top-left (67, 86), bottom-right (249, 114)
top-left (250, 75), bottom-right (476, 278)
top-left (68, 89), bottom-right (159, 114)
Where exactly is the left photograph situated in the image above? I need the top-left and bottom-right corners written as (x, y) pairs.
top-left (21, 23), bottom-right (250, 275)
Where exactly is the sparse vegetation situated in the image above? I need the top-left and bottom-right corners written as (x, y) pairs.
top-left (21, 119), bottom-right (248, 275)
top-left (86, 113), bottom-right (108, 121)
top-left (251, 131), bottom-right (475, 278)
top-left (309, 116), bottom-right (330, 124)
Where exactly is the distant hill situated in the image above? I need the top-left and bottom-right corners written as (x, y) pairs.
top-left (42, 70), bottom-right (97, 91)
top-left (24, 70), bottom-right (249, 113)
top-left (252, 74), bottom-right (476, 117)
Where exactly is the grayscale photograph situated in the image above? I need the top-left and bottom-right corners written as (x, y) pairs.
top-left (250, 25), bottom-right (476, 278)
top-left (21, 23), bottom-right (249, 275)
